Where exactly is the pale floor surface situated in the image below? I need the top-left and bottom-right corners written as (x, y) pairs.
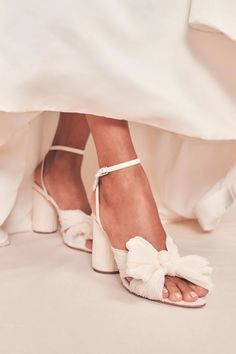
top-left (1, 207), bottom-right (236, 354)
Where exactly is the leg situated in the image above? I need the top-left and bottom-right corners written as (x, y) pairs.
top-left (35, 112), bottom-right (91, 213)
top-left (87, 115), bottom-right (208, 302)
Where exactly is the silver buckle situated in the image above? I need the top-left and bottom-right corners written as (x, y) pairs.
top-left (99, 167), bottom-right (109, 176)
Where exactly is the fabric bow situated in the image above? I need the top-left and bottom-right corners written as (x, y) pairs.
top-left (125, 236), bottom-right (213, 301)
top-left (59, 210), bottom-right (92, 248)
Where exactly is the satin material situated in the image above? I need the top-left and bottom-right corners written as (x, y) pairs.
top-left (190, 0), bottom-right (236, 41)
top-left (1, 1), bottom-right (236, 139)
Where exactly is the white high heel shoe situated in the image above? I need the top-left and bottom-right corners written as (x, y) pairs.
top-left (32, 145), bottom-right (93, 253)
top-left (92, 158), bottom-right (213, 308)
top-left (195, 165), bottom-right (236, 231)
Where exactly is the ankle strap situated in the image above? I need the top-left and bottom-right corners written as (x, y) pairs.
top-left (50, 145), bottom-right (84, 155)
top-left (93, 158), bottom-right (141, 191)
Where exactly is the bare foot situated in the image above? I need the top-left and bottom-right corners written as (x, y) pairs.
top-left (34, 150), bottom-right (92, 249)
top-left (94, 164), bottom-right (208, 302)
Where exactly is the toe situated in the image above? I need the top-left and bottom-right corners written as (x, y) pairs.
top-left (173, 278), bottom-right (199, 302)
top-left (165, 277), bottom-right (183, 302)
top-left (162, 286), bottom-right (169, 299)
top-left (85, 239), bottom-right (93, 250)
top-left (188, 284), bottom-right (209, 298)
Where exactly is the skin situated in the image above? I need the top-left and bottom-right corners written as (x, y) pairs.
top-left (35, 113), bottom-right (209, 303)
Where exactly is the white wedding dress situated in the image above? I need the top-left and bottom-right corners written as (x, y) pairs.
top-left (0, 0), bottom-right (236, 139)
top-left (0, 0), bottom-right (236, 243)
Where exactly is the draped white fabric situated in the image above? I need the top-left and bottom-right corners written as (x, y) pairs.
top-left (0, 1), bottom-right (236, 139)
top-left (0, 113), bottom-right (58, 238)
top-left (0, 1), bottom-right (236, 238)
top-left (189, 0), bottom-right (236, 41)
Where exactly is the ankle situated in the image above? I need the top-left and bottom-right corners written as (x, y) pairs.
top-left (48, 150), bottom-right (83, 173)
top-left (98, 154), bottom-right (138, 169)
top-left (100, 165), bottom-right (148, 206)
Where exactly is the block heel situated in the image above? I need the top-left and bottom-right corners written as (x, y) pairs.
top-left (92, 218), bottom-right (118, 274)
top-left (32, 188), bottom-right (58, 233)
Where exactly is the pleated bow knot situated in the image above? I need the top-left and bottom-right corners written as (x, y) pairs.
top-left (59, 210), bottom-right (93, 241)
top-left (125, 236), bottom-right (213, 300)
top-left (156, 250), bottom-right (180, 277)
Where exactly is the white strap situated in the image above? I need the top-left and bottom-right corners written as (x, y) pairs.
top-left (50, 145), bottom-right (84, 155)
top-left (93, 158), bottom-right (141, 191)
top-left (40, 158), bottom-right (47, 196)
top-left (94, 158), bottom-right (141, 228)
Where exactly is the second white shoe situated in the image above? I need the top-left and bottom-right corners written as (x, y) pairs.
top-left (32, 145), bottom-right (93, 253)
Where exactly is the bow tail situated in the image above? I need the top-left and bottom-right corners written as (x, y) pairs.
top-left (174, 255), bottom-right (214, 291)
top-left (129, 269), bottom-right (166, 301)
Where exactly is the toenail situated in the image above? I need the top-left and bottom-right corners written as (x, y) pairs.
top-left (175, 292), bottom-right (182, 299)
top-left (163, 287), bottom-right (168, 293)
top-left (190, 291), bottom-right (198, 298)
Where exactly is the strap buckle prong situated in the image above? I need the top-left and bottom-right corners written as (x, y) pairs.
top-left (99, 167), bottom-right (109, 176)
